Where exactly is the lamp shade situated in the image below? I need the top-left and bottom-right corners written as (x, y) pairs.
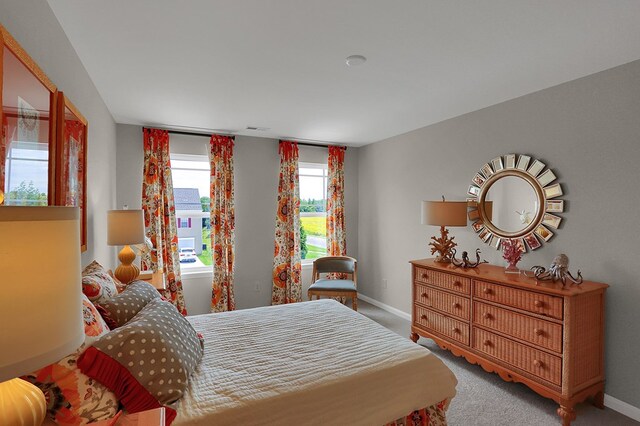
top-left (421, 200), bottom-right (468, 227)
top-left (107, 210), bottom-right (145, 246)
top-left (0, 207), bottom-right (83, 382)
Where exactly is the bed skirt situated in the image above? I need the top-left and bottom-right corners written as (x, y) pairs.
top-left (386, 399), bottom-right (448, 426)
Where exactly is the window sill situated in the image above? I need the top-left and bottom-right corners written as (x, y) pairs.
top-left (180, 268), bottom-right (213, 280)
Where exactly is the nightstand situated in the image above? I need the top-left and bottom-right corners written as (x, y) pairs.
top-left (139, 270), bottom-right (166, 292)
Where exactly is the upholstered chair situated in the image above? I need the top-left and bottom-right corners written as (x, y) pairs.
top-left (308, 256), bottom-right (358, 310)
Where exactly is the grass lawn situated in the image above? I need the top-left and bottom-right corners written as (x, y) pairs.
top-left (198, 228), bottom-right (212, 266)
top-left (305, 244), bottom-right (326, 260)
top-left (300, 216), bottom-right (325, 236)
top-left (199, 224), bottom-right (326, 264)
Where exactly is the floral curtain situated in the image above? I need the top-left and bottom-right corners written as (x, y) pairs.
top-left (61, 120), bottom-right (84, 206)
top-left (0, 116), bottom-right (6, 202)
top-left (327, 146), bottom-right (347, 257)
top-left (141, 128), bottom-right (187, 315)
top-left (209, 135), bottom-right (236, 312)
top-left (272, 140), bottom-right (302, 305)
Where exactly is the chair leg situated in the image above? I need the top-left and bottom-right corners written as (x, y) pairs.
top-left (352, 294), bottom-right (358, 311)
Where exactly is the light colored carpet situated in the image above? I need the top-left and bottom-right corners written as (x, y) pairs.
top-left (357, 300), bottom-right (638, 426)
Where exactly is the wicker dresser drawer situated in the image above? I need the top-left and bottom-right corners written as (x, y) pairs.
top-left (415, 305), bottom-right (469, 346)
top-left (473, 328), bottom-right (562, 386)
top-left (474, 281), bottom-right (563, 320)
top-left (473, 301), bottom-right (563, 353)
top-left (415, 268), bottom-right (470, 295)
top-left (416, 284), bottom-right (470, 320)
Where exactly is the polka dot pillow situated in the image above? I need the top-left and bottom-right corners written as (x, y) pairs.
top-left (21, 295), bottom-right (118, 425)
top-left (77, 298), bottom-right (203, 422)
top-left (82, 261), bottom-right (118, 305)
top-left (97, 280), bottom-right (160, 328)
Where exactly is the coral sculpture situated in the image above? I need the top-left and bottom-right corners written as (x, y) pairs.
top-left (502, 239), bottom-right (523, 274)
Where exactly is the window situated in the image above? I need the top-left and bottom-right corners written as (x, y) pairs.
top-left (3, 141), bottom-right (48, 206)
top-left (177, 218), bottom-right (192, 228)
top-left (170, 153), bottom-right (211, 272)
top-left (299, 162), bottom-right (328, 263)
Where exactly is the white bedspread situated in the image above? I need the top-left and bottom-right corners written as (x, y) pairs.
top-left (174, 300), bottom-right (456, 425)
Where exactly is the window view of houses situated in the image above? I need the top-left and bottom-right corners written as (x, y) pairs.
top-left (170, 157), bottom-right (328, 269)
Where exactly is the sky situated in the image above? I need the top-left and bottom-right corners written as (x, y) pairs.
top-left (5, 147), bottom-right (49, 194)
top-left (170, 160), bottom-right (327, 202)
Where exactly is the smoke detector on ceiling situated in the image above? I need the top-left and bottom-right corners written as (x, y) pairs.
top-left (345, 55), bottom-right (367, 66)
top-left (246, 126), bottom-right (270, 131)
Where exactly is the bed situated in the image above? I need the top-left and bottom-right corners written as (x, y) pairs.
top-left (173, 299), bottom-right (457, 425)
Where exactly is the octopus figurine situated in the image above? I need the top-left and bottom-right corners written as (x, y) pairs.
top-left (529, 254), bottom-right (583, 287)
top-left (450, 248), bottom-right (488, 269)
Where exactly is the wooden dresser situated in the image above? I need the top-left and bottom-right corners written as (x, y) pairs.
top-left (410, 259), bottom-right (608, 426)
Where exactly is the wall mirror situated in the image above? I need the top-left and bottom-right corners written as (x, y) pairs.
top-left (0, 24), bottom-right (58, 206)
top-left (56, 92), bottom-right (87, 251)
top-left (467, 154), bottom-right (565, 251)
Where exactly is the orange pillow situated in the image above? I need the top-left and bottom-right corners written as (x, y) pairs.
top-left (21, 295), bottom-right (118, 425)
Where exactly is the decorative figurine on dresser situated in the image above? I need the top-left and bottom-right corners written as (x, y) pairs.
top-left (410, 259), bottom-right (607, 425)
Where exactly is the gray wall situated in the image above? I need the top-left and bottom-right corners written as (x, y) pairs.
top-left (1, 1), bottom-right (118, 268)
top-left (116, 125), bottom-right (358, 311)
top-left (357, 59), bottom-right (640, 407)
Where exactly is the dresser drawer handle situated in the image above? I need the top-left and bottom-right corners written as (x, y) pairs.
top-left (452, 327), bottom-right (460, 334)
top-left (534, 300), bottom-right (544, 308)
top-left (453, 281), bottom-right (462, 287)
top-left (534, 328), bottom-right (544, 336)
top-left (421, 292), bottom-right (428, 298)
top-left (533, 359), bottom-right (544, 368)
top-left (483, 312), bottom-right (492, 320)
top-left (421, 273), bottom-right (428, 279)
top-left (452, 302), bottom-right (460, 309)
top-left (483, 339), bottom-right (492, 347)
top-left (420, 314), bottom-right (428, 321)
top-left (483, 288), bottom-right (492, 295)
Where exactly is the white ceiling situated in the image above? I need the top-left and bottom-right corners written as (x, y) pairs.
top-left (48, 0), bottom-right (640, 146)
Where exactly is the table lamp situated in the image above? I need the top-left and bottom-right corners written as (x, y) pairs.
top-left (421, 197), bottom-right (468, 262)
top-left (0, 206), bottom-right (83, 426)
top-left (108, 209), bottom-right (145, 284)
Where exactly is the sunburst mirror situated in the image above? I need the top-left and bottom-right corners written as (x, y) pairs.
top-left (466, 154), bottom-right (565, 251)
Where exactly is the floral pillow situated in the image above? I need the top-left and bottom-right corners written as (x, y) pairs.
top-left (21, 295), bottom-right (118, 425)
top-left (82, 261), bottom-right (118, 305)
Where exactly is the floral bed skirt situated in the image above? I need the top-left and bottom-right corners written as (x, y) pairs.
top-left (385, 399), bottom-right (449, 426)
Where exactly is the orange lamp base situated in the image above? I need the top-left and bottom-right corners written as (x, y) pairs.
top-left (0, 378), bottom-right (46, 426)
top-left (114, 244), bottom-right (140, 284)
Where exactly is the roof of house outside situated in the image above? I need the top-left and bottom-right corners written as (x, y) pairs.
top-left (174, 188), bottom-right (202, 211)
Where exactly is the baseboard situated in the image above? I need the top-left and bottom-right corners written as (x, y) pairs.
top-left (360, 294), bottom-right (640, 421)
top-left (604, 394), bottom-right (640, 422)
top-left (358, 294), bottom-right (411, 321)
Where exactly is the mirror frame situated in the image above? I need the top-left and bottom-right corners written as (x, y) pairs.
top-left (467, 154), bottom-right (565, 251)
top-left (0, 23), bottom-right (58, 205)
top-left (56, 92), bottom-right (88, 252)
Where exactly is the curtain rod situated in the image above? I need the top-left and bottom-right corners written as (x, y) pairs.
top-left (295, 141), bottom-right (347, 150)
top-left (142, 127), bottom-right (236, 139)
top-left (142, 127), bottom-right (346, 149)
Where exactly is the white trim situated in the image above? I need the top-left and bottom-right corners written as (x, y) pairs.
top-left (176, 210), bottom-right (208, 218)
top-left (358, 294), bottom-right (411, 321)
top-left (181, 269), bottom-right (213, 280)
top-left (360, 294), bottom-right (640, 420)
top-left (604, 394), bottom-right (640, 422)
